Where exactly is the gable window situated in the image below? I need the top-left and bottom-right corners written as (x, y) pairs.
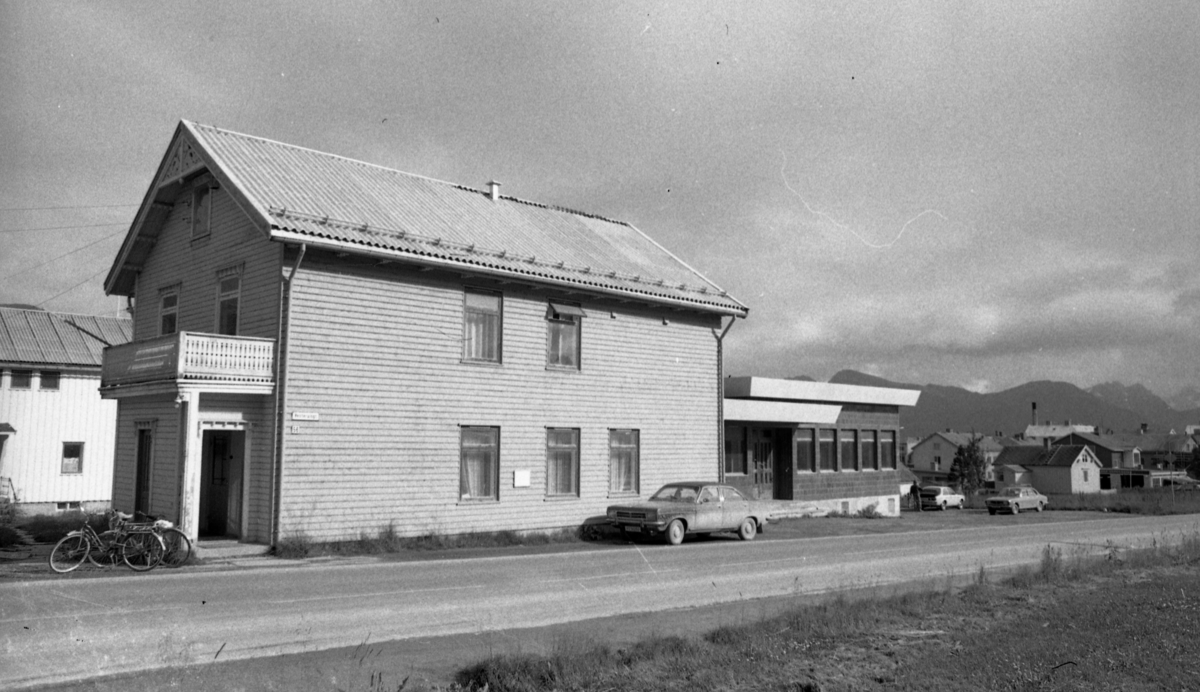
top-left (463, 290), bottom-right (502, 363)
top-left (39, 371), bottom-right (60, 390)
top-left (61, 442), bottom-right (83, 474)
top-left (796, 428), bottom-right (816, 472)
top-left (216, 266), bottom-right (242, 335)
top-left (880, 431), bottom-right (896, 470)
top-left (546, 428), bottom-right (580, 497)
top-left (10, 370), bottom-right (32, 389)
top-left (840, 430), bottom-right (858, 471)
top-left (460, 427), bottom-right (499, 501)
top-left (192, 185), bottom-right (213, 240)
top-left (861, 430), bottom-right (878, 470)
top-left (724, 425), bottom-right (747, 475)
top-left (609, 429), bottom-right (639, 494)
top-left (1083, 468), bottom-right (1089, 483)
top-left (160, 287), bottom-right (179, 336)
top-left (546, 302), bottom-right (584, 369)
top-left (818, 429), bottom-right (836, 471)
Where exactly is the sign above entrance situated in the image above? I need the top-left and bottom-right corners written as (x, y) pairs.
top-left (291, 411), bottom-right (320, 421)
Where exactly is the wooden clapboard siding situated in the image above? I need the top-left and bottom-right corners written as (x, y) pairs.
top-left (196, 394), bottom-right (274, 542)
top-left (132, 184), bottom-right (281, 341)
top-left (111, 394), bottom-right (178, 519)
top-left (278, 251), bottom-right (721, 541)
top-left (0, 369), bottom-right (117, 505)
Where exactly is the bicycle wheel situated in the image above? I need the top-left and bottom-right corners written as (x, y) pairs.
top-left (159, 528), bottom-right (192, 567)
top-left (49, 534), bottom-right (90, 574)
top-left (88, 530), bottom-right (123, 568)
top-left (120, 532), bottom-right (165, 572)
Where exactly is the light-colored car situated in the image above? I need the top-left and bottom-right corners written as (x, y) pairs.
top-left (920, 485), bottom-right (965, 510)
top-left (986, 486), bottom-right (1048, 514)
top-left (606, 482), bottom-right (772, 545)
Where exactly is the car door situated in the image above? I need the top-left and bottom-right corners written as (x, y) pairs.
top-left (720, 486), bottom-right (751, 530)
top-left (691, 486), bottom-right (722, 531)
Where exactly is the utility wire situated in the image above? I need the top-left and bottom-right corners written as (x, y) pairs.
top-left (37, 265), bottom-right (112, 308)
top-left (6, 228), bottom-right (127, 280)
top-left (0, 203), bottom-right (137, 212)
top-left (0, 222), bottom-right (127, 234)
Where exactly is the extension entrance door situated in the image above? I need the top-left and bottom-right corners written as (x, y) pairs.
top-left (199, 429), bottom-right (244, 538)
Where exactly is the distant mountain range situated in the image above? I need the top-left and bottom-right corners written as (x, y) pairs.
top-left (817, 370), bottom-right (1200, 440)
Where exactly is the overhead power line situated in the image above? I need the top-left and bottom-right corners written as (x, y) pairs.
top-left (6, 228), bottom-right (127, 281)
top-left (0, 203), bottom-right (138, 212)
top-left (37, 265), bottom-right (112, 308)
top-left (0, 222), bottom-right (127, 234)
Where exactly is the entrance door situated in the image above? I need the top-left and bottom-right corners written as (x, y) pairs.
top-left (199, 430), bottom-right (244, 538)
top-left (749, 428), bottom-right (774, 500)
top-left (134, 428), bottom-right (152, 514)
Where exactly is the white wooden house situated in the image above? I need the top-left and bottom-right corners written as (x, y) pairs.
top-left (101, 121), bottom-right (748, 546)
top-left (0, 307), bottom-right (132, 515)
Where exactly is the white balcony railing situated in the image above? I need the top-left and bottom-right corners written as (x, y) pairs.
top-left (102, 332), bottom-right (275, 388)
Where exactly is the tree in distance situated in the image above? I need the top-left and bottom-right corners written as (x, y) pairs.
top-left (948, 435), bottom-right (987, 496)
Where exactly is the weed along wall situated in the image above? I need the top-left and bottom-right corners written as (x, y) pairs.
top-left (722, 377), bottom-right (921, 516)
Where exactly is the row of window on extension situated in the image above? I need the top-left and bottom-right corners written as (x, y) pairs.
top-left (732, 427), bottom-right (901, 473)
top-left (459, 427), bottom-right (640, 501)
top-left (1, 369), bottom-right (62, 390)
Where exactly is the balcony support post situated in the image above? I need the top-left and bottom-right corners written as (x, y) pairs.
top-left (177, 391), bottom-right (202, 543)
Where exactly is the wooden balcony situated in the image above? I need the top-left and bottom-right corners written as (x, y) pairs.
top-left (102, 332), bottom-right (275, 394)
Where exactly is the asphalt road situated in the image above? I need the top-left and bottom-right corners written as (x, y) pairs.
top-left (3, 513), bottom-right (1198, 690)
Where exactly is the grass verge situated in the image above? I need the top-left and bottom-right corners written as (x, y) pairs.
top-left (451, 529), bottom-right (1200, 692)
top-left (272, 523), bottom-right (598, 560)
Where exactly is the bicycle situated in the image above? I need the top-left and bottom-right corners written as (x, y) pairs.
top-left (48, 510), bottom-right (166, 574)
top-left (135, 512), bottom-right (193, 568)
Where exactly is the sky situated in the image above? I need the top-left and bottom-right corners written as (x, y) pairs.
top-left (2, 1), bottom-right (1198, 400)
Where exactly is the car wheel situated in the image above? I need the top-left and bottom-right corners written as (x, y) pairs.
top-left (988, 508), bottom-right (996, 515)
top-left (1036, 502), bottom-right (1044, 512)
top-left (1012, 504), bottom-right (1020, 514)
top-left (665, 519), bottom-right (685, 546)
top-left (738, 518), bottom-right (757, 541)
top-left (940, 501), bottom-right (947, 511)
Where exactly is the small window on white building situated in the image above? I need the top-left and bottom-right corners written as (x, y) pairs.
top-left (463, 290), bottom-right (502, 363)
top-left (11, 370), bottom-right (32, 389)
top-left (546, 428), bottom-right (580, 497)
top-left (61, 442), bottom-right (83, 474)
top-left (460, 427), bottom-right (499, 501)
top-left (546, 302), bottom-right (584, 369)
top-left (609, 429), bottom-right (639, 494)
top-left (39, 371), bottom-right (60, 390)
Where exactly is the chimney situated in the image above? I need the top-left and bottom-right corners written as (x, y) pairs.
top-left (487, 180), bottom-right (502, 201)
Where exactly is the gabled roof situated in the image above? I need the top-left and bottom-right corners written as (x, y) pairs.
top-left (106, 121), bottom-right (748, 317)
top-left (0, 308), bottom-right (132, 368)
top-left (995, 444), bottom-right (1097, 469)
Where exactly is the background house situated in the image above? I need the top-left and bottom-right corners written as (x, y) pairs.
top-left (0, 307), bottom-right (131, 515)
top-left (101, 121), bottom-right (748, 546)
top-left (907, 431), bottom-right (1034, 486)
top-left (1055, 431), bottom-right (1194, 489)
top-left (992, 445), bottom-right (1101, 494)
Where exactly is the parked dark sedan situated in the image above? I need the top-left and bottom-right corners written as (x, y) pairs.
top-left (606, 481), bottom-right (773, 545)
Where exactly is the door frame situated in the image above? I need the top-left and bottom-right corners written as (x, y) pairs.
top-left (198, 420), bottom-right (251, 540)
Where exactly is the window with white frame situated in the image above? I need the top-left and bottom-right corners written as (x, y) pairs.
top-left (61, 442), bottom-right (83, 474)
top-left (463, 289), bottom-right (502, 363)
top-left (216, 267), bottom-right (242, 335)
top-left (192, 184), bottom-right (213, 239)
top-left (39, 371), bottom-right (60, 390)
top-left (546, 428), bottom-right (580, 497)
top-left (460, 427), bottom-right (499, 501)
top-left (160, 287), bottom-right (179, 336)
top-left (609, 429), bottom-right (639, 494)
top-left (546, 302), bottom-right (584, 369)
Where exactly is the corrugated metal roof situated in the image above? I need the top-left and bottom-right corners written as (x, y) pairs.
top-left (0, 308), bottom-right (132, 368)
top-left (108, 121), bottom-right (746, 315)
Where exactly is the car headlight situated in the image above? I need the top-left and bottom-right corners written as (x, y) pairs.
top-left (607, 508), bottom-right (617, 519)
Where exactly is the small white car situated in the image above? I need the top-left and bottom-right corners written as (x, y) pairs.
top-left (919, 485), bottom-right (965, 510)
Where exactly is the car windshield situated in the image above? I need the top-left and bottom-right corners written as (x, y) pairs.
top-left (920, 487), bottom-right (943, 495)
top-left (650, 485), bottom-right (700, 502)
top-left (998, 488), bottom-right (1022, 497)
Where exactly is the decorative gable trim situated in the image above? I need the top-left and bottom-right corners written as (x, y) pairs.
top-left (160, 137), bottom-right (206, 186)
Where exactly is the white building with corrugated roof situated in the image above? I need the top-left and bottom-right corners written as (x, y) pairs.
top-left (101, 121), bottom-right (748, 548)
top-left (0, 307), bottom-right (132, 515)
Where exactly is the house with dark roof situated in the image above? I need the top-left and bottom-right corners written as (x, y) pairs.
top-left (907, 431), bottom-right (1034, 486)
top-left (0, 307), bottom-right (132, 514)
top-left (100, 121), bottom-right (748, 547)
top-left (992, 445), bottom-right (1101, 495)
top-left (1054, 431), bottom-right (1194, 489)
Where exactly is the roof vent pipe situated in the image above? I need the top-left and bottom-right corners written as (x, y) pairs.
top-left (488, 180), bottom-right (501, 201)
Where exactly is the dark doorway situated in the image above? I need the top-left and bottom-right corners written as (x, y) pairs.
top-left (199, 429), bottom-right (244, 538)
top-left (749, 427), bottom-right (774, 500)
top-left (134, 428), bottom-right (152, 515)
